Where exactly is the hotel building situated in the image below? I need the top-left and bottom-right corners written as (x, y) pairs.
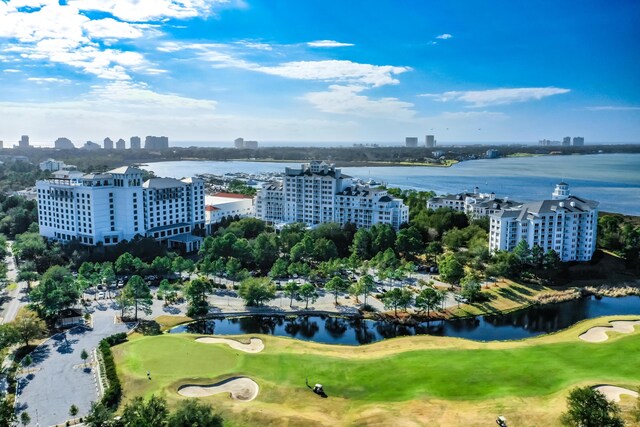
top-left (36, 166), bottom-right (205, 252)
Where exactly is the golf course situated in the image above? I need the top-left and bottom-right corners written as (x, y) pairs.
top-left (112, 315), bottom-right (640, 426)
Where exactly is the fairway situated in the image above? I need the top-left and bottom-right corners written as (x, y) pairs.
top-left (112, 316), bottom-right (640, 426)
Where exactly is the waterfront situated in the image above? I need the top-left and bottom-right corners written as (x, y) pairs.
top-left (144, 153), bottom-right (640, 215)
top-left (169, 295), bottom-right (640, 345)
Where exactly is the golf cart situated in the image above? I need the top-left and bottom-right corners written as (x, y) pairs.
top-left (496, 415), bottom-right (507, 426)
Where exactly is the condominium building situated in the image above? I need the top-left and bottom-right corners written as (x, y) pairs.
top-left (489, 183), bottom-right (598, 262)
top-left (103, 137), bottom-right (113, 150)
top-left (130, 136), bottom-right (141, 150)
top-left (145, 136), bottom-right (169, 150)
top-left (255, 161), bottom-right (408, 229)
top-left (426, 135), bottom-right (436, 147)
top-left (36, 166), bottom-right (205, 252)
top-left (115, 138), bottom-right (126, 150)
top-left (427, 187), bottom-right (520, 218)
top-left (39, 159), bottom-right (67, 172)
top-left (405, 137), bottom-right (418, 147)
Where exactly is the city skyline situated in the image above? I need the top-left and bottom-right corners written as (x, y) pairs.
top-left (1, 0), bottom-right (639, 144)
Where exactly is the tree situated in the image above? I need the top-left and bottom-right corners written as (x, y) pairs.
top-left (167, 399), bottom-right (223, 427)
top-left (560, 386), bottom-right (623, 427)
top-left (513, 239), bottom-right (531, 265)
top-left (0, 324), bottom-right (19, 351)
top-left (238, 277), bottom-right (275, 306)
top-left (269, 258), bottom-right (289, 279)
top-left (380, 288), bottom-right (413, 316)
top-left (283, 281), bottom-right (300, 307)
top-left (460, 272), bottom-right (482, 302)
top-left (299, 283), bottom-right (318, 309)
top-left (395, 226), bottom-right (423, 256)
top-left (20, 411), bottom-right (30, 426)
top-left (350, 274), bottom-right (375, 307)
top-left (325, 276), bottom-right (348, 304)
top-left (0, 397), bottom-right (15, 427)
top-left (438, 254), bottom-right (464, 284)
top-left (115, 292), bottom-right (134, 320)
top-left (121, 395), bottom-right (169, 427)
top-left (29, 266), bottom-right (80, 319)
top-left (80, 349), bottom-right (89, 366)
top-left (16, 261), bottom-right (39, 292)
top-left (122, 275), bottom-right (152, 320)
top-left (252, 233), bottom-right (279, 271)
top-left (22, 355), bottom-right (32, 374)
top-left (543, 249), bottom-right (561, 270)
top-left (115, 252), bottom-right (136, 276)
top-left (151, 256), bottom-right (172, 278)
top-left (415, 286), bottom-right (444, 317)
top-left (11, 309), bottom-right (47, 347)
top-left (85, 401), bottom-right (114, 427)
top-left (69, 404), bottom-right (79, 419)
top-left (184, 277), bottom-right (213, 317)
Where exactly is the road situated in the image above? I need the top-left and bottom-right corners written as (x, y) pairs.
top-left (1, 241), bottom-right (29, 324)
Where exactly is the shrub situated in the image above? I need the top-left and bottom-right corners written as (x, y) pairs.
top-left (99, 333), bottom-right (127, 409)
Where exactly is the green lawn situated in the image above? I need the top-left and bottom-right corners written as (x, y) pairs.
top-left (113, 315), bottom-right (640, 426)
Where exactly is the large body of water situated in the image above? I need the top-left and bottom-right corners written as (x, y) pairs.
top-left (169, 295), bottom-right (640, 345)
top-left (144, 153), bottom-right (640, 215)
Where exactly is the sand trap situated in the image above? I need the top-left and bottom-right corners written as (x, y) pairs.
top-left (178, 377), bottom-right (259, 401)
top-left (579, 320), bottom-right (640, 343)
top-left (195, 337), bottom-right (264, 353)
top-left (595, 385), bottom-right (639, 402)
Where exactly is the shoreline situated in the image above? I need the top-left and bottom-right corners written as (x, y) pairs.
top-left (160, 283), bottom-right (640, 330)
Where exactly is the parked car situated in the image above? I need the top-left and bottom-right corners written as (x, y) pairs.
top-left (97, 292), bottom-right (106, 299)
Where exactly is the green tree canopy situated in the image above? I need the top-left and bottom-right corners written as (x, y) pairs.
top-left (167, 399), bottom-right (223, 427)
top-left (122, 275), bottom-right (152, 320)
top-left (560, 386), bottom-right (623, 427)
top-left (29, 266), bottom-right (80, 319)
top-left (437, 253), bottom-right (464, 284)
top-left (238, 277), bottom-right (275, 306)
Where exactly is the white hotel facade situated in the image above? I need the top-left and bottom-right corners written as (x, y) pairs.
top-left (489, 183), bottom-right (599, 262)
top-left (37, 166), bottom-right (205, 251)
top-left (255, 161), bottom-right (409, 229)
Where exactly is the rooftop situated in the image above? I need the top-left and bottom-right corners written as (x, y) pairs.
top-left (143, 178), bottom-right (186, 189)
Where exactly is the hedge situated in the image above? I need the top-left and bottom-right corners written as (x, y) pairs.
top-left (99, 333), bottom-right (127, 409)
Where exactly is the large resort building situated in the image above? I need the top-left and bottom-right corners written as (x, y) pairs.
top-left (36, 166), bottom-right (205, 252)
top-left (256, 161), bottom-right (409, 229)
top-left (427, 187), bottom-right (521, 219)
top-left (488, 183), bottom-right (598, 262)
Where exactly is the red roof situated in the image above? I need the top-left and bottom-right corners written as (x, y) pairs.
top-left (211, 192), bottom-right (254, 199)
top-left (205, 205), bottom-right (220, 211)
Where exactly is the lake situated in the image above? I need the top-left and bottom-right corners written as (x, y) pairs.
top-left (143, 153), bottom-right (640, 215)
top-left (169, 295), bottom-right (640, 345)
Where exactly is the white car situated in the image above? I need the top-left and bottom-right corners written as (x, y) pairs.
top-left (97, 292), bottom-right (106, 299)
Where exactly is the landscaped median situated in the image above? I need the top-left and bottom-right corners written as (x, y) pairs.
top-left (111, 315), bottom-right (640, 427)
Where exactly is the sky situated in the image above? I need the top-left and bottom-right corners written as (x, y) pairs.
top-left (0, 0), bottom-right (639, 146)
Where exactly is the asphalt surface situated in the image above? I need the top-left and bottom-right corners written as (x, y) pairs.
top-left (15, 310), bottom-right (132, 427)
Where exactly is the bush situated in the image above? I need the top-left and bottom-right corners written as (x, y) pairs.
top-left (99, 333), bottom-right (127, 409)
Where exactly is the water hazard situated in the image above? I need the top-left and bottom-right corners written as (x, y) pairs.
top-left (169, 295), bottom-right (640, 345)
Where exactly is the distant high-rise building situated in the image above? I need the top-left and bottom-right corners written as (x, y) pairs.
top-left (83, 141), bottom-right (101, 150)
top-left (104, 137), bottom-right (113, 150)
top-left (234, 138), bottom-right (244, 149)
top-left (572, 136), bottom-right (585, 146)
top-left (19, 135), bottom-right (30, 148)
top-left (562, 136), bottom-right (571, 146)
top-left (426, 135), bottom-right (436, 147)
top-left (130, 136), bottom-right (141, 150)
top-left (244, 140), bottom-right (258, 149)
top-left (0, 141), bottom-right (4, 150)
top-left (54, 137), bottom-right (75, 149)
top-left (144, 136), bottom-right (169, 150)
top-left (405, 137), bottom-right (418, 147)
top-left (115, 138), bottom-right (126, 150)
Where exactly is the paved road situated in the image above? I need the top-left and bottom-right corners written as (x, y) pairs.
top-left (1, 241), bottom-right (29, 324)
top-left (15, 310), bottom-right (132, 427)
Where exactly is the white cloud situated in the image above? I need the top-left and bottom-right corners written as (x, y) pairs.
top-left (586, 105), bottom-right (640, 111)
top-left (82, 18), bottom-right (147, 39)
top-left (435, 34), bottom-right (452, 40)
top-left (303, 85), bottom-right (416, 120)
top-left (67, 0), bottom-right (229, 22)
top-left (235, 41), bottom-right (273, 51)
top-left (256, 60), bottom-right (410, 87)
top-left (27, 77), bottom-right (72, 84)
top-left (307, 40), bottom-right (354, 48)
top-left (3, 69), bottom-right (22, 73)
top-left (421, 87), bottom-right (570, 107)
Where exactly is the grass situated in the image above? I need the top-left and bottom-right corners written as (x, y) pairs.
top-left (446, 279), bottom-right (555, 318)
top-left (113, 315), bottom-right (640, 426)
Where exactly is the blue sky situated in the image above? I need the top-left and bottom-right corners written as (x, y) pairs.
top-left (0, 0), bottom-right (639, 145)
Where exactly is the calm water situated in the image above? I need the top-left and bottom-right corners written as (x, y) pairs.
top-left (144, 153), bottom-right (640, 215)
top-left (169, 295), bottom-right (640, 345)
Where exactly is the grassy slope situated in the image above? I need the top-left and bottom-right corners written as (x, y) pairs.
top-left (113, 315), bottom-right (640, 427)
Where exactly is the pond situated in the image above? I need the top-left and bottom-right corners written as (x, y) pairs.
top-left (169, 295), bottom-right (640, 345)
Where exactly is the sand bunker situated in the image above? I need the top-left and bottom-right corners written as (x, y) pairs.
top-left (195, 337), bottom-right (264, 353)
top-left (178, 377), bottom-right (259, 401)
top-left (595, 385), bottom-right (639, 402)
top-left (579, 320), bottom-right (640, 343)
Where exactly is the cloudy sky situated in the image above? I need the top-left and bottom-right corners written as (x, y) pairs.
top-left (1, 0), bottom-right (639, 146)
